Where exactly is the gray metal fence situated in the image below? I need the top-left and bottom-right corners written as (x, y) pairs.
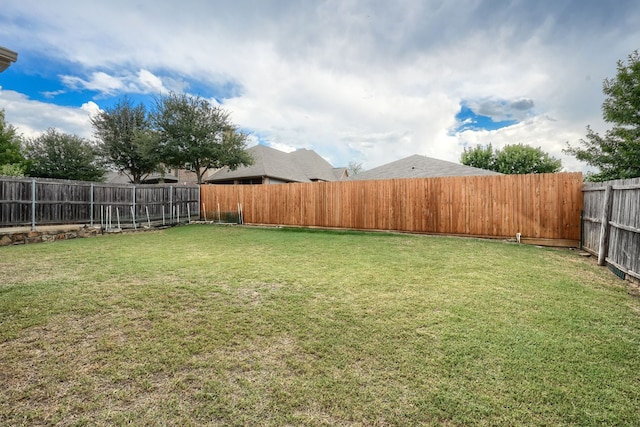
top-left (582, 177), bottom-right (640, 280)
top-left (0, 177), bottom-right (200, 230)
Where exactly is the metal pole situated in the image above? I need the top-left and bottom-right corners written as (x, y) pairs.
top-left (132, 185), bottom-right (136, 226)
top-left (31, 178), bottom-right (36, 231)
top-left (169, 186), bottom-right (174, 223)
top-left (146, 206), bottom-right (151, 228)
top-left (131, 206), bottom-right (137, 229)
top-left (90, 183), bottom-right (94, 226)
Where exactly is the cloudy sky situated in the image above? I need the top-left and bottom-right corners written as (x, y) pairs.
top-left (1, 0), bottom-right (638, 173)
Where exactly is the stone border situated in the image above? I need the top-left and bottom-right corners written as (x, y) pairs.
top-left (0, 226), bottom-right (101, 246)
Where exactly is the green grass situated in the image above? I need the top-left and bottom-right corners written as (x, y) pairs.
top-left (1, 225), bottom-right (639, 426)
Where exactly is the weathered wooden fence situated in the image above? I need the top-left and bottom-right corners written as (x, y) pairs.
top-left (0, 177), bottom-right (200, 229)
top-left (201, 172), bottom-right (583, 246)
top-left (582, 177), bottom-right (640, 280)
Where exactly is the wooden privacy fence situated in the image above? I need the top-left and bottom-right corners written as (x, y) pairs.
top-left (201, 172), bottom-right (584, 246)
top-left (582, 177), bottom-right (640, 280)
top-left (0, 177), bottom-right (200, 229)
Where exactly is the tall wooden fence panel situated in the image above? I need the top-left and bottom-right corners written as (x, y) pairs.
top-left (582, 177), bottom-right (640, 280)
top-left (0, 177), bottom-right (200, 228)
top-left (201, 172), bottom-right (583, 245)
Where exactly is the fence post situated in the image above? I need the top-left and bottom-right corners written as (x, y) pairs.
top-left (169, 185), bottom-right (174, 223)
top-left (597, 185), bottom-right (614, 266)
top-left (90, 183), bottom-right (94, 226)
top-left (31, 178), bottom-right (36, 231)
top-left (132, 185), bottom-right (136, 223)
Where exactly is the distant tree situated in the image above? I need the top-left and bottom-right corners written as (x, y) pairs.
top-left (461, 143), bottom-right (562, 174)
top-left (152, 92), bottom-right (253, 184)
top-left (0, 110), bottom-right (26, 176)
top-left (493, 144), bottom-right (562, 174)
top-left (460, 144), bottom-right (494, 170)
top-left (347, 161), bottom-right (364, 176)
top-left (564, 50), bottom-right (640, 181)
top-left (91, 97), bottom-right (160, 184)
top-left (24, 128), bottom-right (106, 181)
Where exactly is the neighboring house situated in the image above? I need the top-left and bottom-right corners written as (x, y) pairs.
top-left (348, 154), bottom-right (502, 181)
top-left (105, 168), bottom-right (207, 185)
top-left (207, 145), bottom-right (347, 184)
top-left (140, 167), bottom-right (207, 184)
top-left (0, 46), bottom-right (18, 72)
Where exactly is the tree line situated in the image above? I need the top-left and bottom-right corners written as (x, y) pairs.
top-left (0, 92), bottom-right (253, 184)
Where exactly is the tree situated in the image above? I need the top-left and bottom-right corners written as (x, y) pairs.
top-left (564, 50), bottom-right (640, 181)
top-left (92, 97), bottom-right (160, 184)
top-left (0, 110), bottom-right (26, 176)
top-left (493, 144), bottom-right (562, 174)
top-left (153, 92), bottom-right (253, 184)
top-left (460, 143), bottom-right (494, 170)
top-left (24, 129), bottom-right (106, 181)
top-left (347, 161), bottom-right (364, 176)
top-left (461, 143), bottom-right (562, 174)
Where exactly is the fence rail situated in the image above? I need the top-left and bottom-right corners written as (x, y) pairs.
top-left (582, 177), bottom-right (640, 280)
top-left (201, 172), bottom-right (584, 245)
top-left (0, 177), bottom-right (200, 229)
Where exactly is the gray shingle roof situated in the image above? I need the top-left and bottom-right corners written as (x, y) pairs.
top-left (348, 155), bottom-right (502, 181)
top-left (207, 145), bottom-right (343, 183)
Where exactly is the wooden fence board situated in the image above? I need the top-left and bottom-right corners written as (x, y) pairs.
top-left (201, 172), bottom-right (583, 244)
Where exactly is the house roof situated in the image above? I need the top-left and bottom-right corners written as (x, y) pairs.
top-left (207, 145), bottom-right (344, 183)
top-left (348, 154), bottom-right (502, 181)
top-left (0, 46), bottom-right (18, 72)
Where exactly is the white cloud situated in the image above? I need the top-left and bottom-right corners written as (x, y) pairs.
top-left (0, 90), bottom-right (94, 139)
top-left (1, 0), bottom-right (639, 174)
top-left (61, 72), bottom-right (125, 94)
top-left (137, 69), bottom-right (166, 93)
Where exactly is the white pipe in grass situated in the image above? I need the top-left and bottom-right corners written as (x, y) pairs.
top-left (146, 206), bottom-right (151, 228)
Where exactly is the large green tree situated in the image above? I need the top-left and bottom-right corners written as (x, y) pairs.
top-left (460, 143), bottom-right (494, 171)
top-left (153, 92), bottom-right (253, 184)
top-left (564, 50), bottom-right (640, 181)
top-left (461, 143), bottom-right (562, 174)
top-left (24, 128), bottom-right (106, 181)
top-left (0, 110), bottom-right (26, 176)
top-left (92, 97), bottom-right (160, 184)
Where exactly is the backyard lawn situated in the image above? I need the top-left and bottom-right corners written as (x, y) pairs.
top-left (1, 225), bottom-right (639, 426)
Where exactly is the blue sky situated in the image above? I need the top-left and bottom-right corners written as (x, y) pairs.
top-left (1, 0), bottom-right (639, 172)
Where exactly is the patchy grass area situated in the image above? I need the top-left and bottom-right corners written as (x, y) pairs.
top-left (1, 225), bottom-right (639, 426)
